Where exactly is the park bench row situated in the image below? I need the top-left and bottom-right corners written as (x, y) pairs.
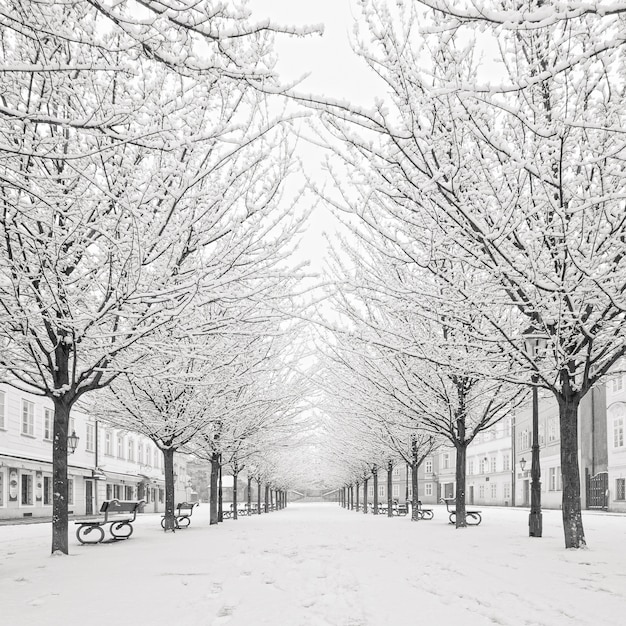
top-left (76, 498), bottom-right (283, 545)
top-left (347, 498), bottom-right (482, 525)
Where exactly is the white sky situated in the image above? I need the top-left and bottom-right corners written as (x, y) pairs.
top-left (248, 0), bottom-right (379, 273)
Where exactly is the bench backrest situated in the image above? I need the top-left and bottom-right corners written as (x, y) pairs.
top-left (100, 499), bottom-right (145, 522)
top-left (176, 502), bottom-right (198, 513)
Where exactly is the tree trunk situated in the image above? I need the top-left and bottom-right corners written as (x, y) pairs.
top-left (559, 392), bottom-right (586, 548)
top-left (233, 471), bottom-right (239, 520)
top-left (355, 480), bottom-right (360, 511)
top-left (162, 447), bottom-right (177, 531)
top-left (455, 443), bottom-right (468, 528)
top-left (257, 478), bottom-right (262, 514)
top-left (373, 470), bottom-right (378, 515)
top-left (51, 398), bottom-right (71, 554)
top-left (247, 476), bottom-right (253, 512)
top-left (387, 461), bottom-right (393, 518)
top-left (363, 478), bottom-right (369, 514)
top-left (411, 458), bottom-right (420, 522)
top-left (264, 483), bottom-right (269, 513)
top-left (209, 453), bottom-right (220, 525)
top-left (218, 460), bottom-right (223, 523)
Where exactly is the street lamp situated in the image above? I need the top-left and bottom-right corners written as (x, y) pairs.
top-left (519, 457), bottom-right (527, 472)
top-left (523, 326), bottom-right (549, 538)
top-left (67, 431), bottom-right (79, 455)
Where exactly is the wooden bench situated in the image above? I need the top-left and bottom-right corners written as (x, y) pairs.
top-left (76, 499), bottom-right (145, 544)
top-left (441, 498), bottom-right (482, 525)
top-left (415, 500), bottom-right (434, 520)
top-left (392, 500), bottom-right (409, 516)
top-left (161, 502), bottom-right (198, 529)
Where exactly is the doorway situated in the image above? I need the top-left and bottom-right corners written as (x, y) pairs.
top-left (523, 479), bottom-right (530, 507)
top-left (85, 480), bottom-right (94, 515)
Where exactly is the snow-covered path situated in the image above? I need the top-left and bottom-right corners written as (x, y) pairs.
top-left (2, 503), bottom-right (625, 626)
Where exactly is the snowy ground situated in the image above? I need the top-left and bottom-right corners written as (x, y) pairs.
top-left (1, 503), bottom-right (625, 626)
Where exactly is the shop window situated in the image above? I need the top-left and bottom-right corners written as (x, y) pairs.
top-left (113, 484), bottom-right (122, 499)
top-left (21, 400), bottom-right (34, 436)
top-left (125, 486), bottom-right (134, 500)
top-left (21, 474), bottom-right (34, 505)
top-left (43, 476), bottom-right (53, 505)
top-left (616, 478), bottom-right (626, 501)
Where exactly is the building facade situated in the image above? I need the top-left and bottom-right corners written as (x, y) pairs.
top-left (0, 383), bottom-right (191, 520)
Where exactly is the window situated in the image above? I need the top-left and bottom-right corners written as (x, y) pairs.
top-left (613, 417), bottom-right (624, 448)
top-left (491, 484), bottom-right (497, 498)
top-left (503, 418), bottom-right (511, 438)
top-left (616, 478), bottom-right (626, 501)
top-left (125, 486), bottom-right (134, 500)
top-left (68, 478), bottom-right (74, 505)
top-left (479, 485), bottom-right (485, 498)
top-left (612, 376), bottom-right (624, 393)
top-left (521, 430), bottom-right (530, 450)
top-left (479, 458), bottom-right (487, 474)
top-left (105, 431), bottom-right (113, 455)
top-left (113, 484), bottom-right (122, 499)
top-left (368, 486), bottom-right (374, 497)
top-left (503, 484), bottom-right (511, 500)
top-left (392, 466), bottom-right (400, 477)
top-left (146, 447), bottom-right (152, 467)
top-left (86, 424), bottom-right (95, 452)
top-left (21, 473), bottom-right (33, 505)
top-left (0, 471), bottom-right (4, 506)
top-left (392, 485), bottom-right (399, 497)
top-left (43, 476), bottom-right (53, 505)
top-left (138, 443), bottom-right (144, 465)
top-left (442, 453), bottom-right (450, 469)
top-left (0, 390), bottom-right (5, 429)
top-left (425, 459), bottom-right (433, 474)
top-left (425, 483), bottom-right (433, 496)
top-left (468, 460), bottom-right (474, 475)
top-left (549, 467), bottom-right (562, 491)
top-left (378, 485), bottom-right (385, 497)
top-left (547, 416), bottom-right (558, 442)
top-left (21, 400), bottom-right (35, 436)
top-left (490, 457), bottom-right (497, 473)
top-left (44, 408), bottom-right (53, 440)
top-left (503, 453), bottom-right (510, 471)
top-left (106, 484), bottom-right (113, 500)
top-left (117, 434), bottom-right (124, 459)
top-left (127, 439), bottom-right (135, 462)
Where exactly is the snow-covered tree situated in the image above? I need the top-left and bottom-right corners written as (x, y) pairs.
top-left (302, 0), bottom-right (626, 548)
top-left (0, 0), bottom-right (311, 554)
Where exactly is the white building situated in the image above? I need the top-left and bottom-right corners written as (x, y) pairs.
top-left (606, 371), bottom-right (626, 512)
top-left (0, 383), bottom-right (191, 520)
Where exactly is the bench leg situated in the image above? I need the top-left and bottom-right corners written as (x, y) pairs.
top-left (110, 521), bottom-right (133, 539)
top-left (76, 525), bottom-right (104, 544)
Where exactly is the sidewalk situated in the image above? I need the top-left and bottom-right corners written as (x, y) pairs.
top-left (2, 503), bottom-right (625, 626)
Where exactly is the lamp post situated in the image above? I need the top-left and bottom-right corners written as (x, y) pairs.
top-left (523, 326), bottom-right (548, 538)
